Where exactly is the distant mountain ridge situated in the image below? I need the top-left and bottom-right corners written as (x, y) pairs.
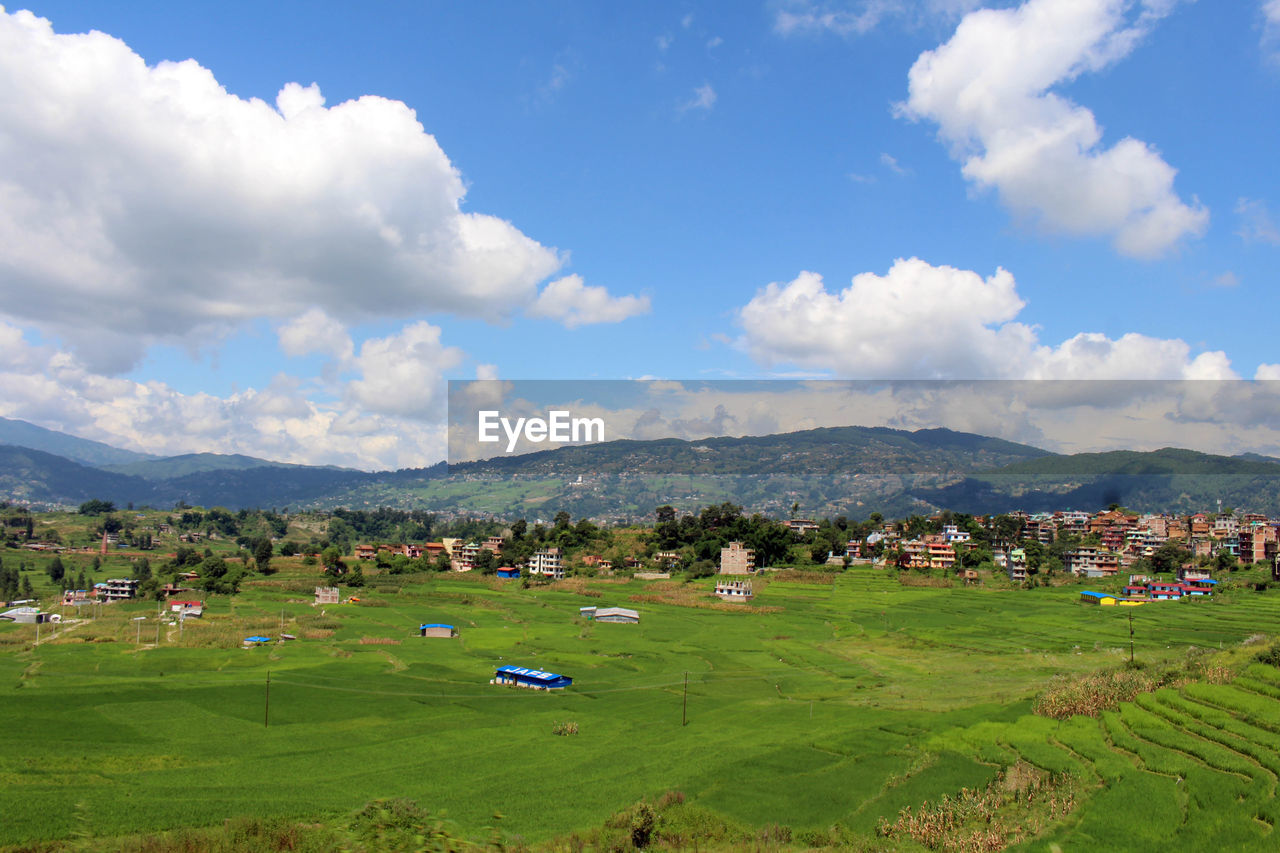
top-left (0, 416), bottom-right (155, 467)
top-left (101, 452), bottom-right (357, 480)
top-left (2, 420), bottom-right (1280, 518)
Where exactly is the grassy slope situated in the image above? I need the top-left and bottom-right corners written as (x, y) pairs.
top-left (0, 561), bottom-right (1278, 849)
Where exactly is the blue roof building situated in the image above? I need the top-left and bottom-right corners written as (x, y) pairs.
top-left (497, 567), bottom-right (520, 578)
top-left (493, 664), bottom-right (572, 690)
top-left (419, 623), bottom-right (457, 637)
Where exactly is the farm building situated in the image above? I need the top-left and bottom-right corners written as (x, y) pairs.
top-left (419, 623), bottom-right (457, 638)
top-left (492, 665), bottom-right (573, 690)
top-left (1079, 591), bottom-right (1117, 605)
top-left (580, 606), bottom-right (639, 623)
top-left (715, 579), bottom-right (753, 601)
top-left (314, 586), bottom-right (340, 605)
top-left (169, 600), bottom-right (203, 617)
top-left (0, 607), bottom-right (57, 624)
top-left (497, 567), bottom-right (520, 579)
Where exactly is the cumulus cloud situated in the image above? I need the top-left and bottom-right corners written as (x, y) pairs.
top-left (0, 9), bottom-right (640, 372)
top-left (277, 308), bottom-right (355, 362)
top-left (900, 0), bottom-right (1207, 257)
top-left (0, 319), bottom-right (448, 469)
top-left (1257, 364), bottom-right (1280, 380)
top-left (345, 322), bottom-right (464, 420)
top-left (737, 257), bottom-right (1236, 379)
top-left (529, 275), bottom-right (651, 327)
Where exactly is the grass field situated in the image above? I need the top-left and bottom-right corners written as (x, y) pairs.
top-left (2, 562), bottom-right (1279, 850)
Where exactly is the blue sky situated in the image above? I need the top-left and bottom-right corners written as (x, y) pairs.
top-left (0, 1), bottom-right (1278, 468)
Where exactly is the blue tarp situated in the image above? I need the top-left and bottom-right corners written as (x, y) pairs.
top-left (244, 636), bottom-right (271, 643)
top-left (495, 664), bottom-right (572, 688)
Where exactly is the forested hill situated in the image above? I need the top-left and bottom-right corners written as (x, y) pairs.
top-left (5, 423), bottom-right (1280, 519)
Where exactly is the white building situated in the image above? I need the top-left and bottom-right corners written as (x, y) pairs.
top-left (527, 547), bottom-right (564, 579)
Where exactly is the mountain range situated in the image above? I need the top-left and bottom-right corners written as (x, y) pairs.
top-left (3, 415), bottom-right (1280, 519)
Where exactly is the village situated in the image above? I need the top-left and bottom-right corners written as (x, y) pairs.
top-left (6, 502), bottom-right (1278, 630)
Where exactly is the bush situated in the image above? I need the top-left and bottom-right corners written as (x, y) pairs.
top-left (1256, 643), bottom-right (1280, 668)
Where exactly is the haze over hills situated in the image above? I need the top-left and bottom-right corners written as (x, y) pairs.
top-left (0, 416), bottom-right (155, 467)
top-left (2, 420), bottom-right (1280, 518)
top-left (101, 452), bottom-right (357, 480)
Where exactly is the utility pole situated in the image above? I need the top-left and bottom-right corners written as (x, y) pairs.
top-left (1128, 610), bottom-right (1135, 665)
top-left (133, 615), bottom-right (145, 646)
top-left (682, 671), bottom-right (688, 727)
top-left (264, 670), bottom-right (271, 728)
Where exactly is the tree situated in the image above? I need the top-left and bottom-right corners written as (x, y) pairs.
top-left (47, 556), bottom-right (65, 582)
top-left (253, 538), bottom-right (274, 574)
top-left (474, 548), bottom-right (496, 575)
top-left (132, 557), bottom-right (151, 582)
top-left (322, 546), bottom-right (346, 579)
top-left (1150, 542), bottom-right (1191, 575)
top-left (346, 564), bottom-right (366, 588)
top-left (78, 499), bottom-right (116, 515)
top-left (20, 575), bottom-right (33, 599)
top-left (510, 519), bottom-right (528, 541)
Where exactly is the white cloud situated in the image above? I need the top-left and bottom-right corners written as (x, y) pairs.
top-left (345, 322), bottom-right (464, 420)
top-left (277, 308), bottom-right (354, 361)
top-left (1265, 0), bottom-right (1280, 57)
top-left (900, 0), bottom-right (1207, 257)
top-left (1236, 197), bottom-right (1280, 244)
top-left (880, 152), bottom-right (910, 175)
top-left (1257, 363), bottom-right (1280, 380)
top-left (737, 257), bottom-right (1237, 379)
top-left (773, 0), bottom-right (985, 37)
top-left (775, 0), bottom-right (900, 36)
top-left (0, 9), bottom-right (637, 373)
top-left (0, 316), bottom-right (470, 468)
top-left (1209, 271), bottom-right (1239, 288)
top-left (529, 275), bottom-right (651, 328)
top-left (681, 83), bottom-right (718, 112)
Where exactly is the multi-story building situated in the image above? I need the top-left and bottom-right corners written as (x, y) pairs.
top-left (527, 547), bottom-right (564, 579)
top-left (1063, 547), bottom-right (1121, 578)
top-left (1238, 523), bottom-right (1277, 566)
top-left (719, 541), bottom-right (755, 574)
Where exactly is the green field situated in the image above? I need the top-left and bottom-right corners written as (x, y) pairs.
top-left (2, 564), bottom-right (1280, 850)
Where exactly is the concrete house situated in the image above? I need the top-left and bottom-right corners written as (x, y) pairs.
top-left (719, 541), bottom-right (755, 574)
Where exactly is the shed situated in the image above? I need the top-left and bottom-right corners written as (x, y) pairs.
top-left (419, 623), bottom-right (457, 638)
top-left (492, 665), bottom-right (572, 690)
top-left (1079, 591), bottom-right (1116, 605)
top-left (594, 607), bottom-right (639, 624)
top-left (497, 567), bottom-right (521, 579)
top-left (579, 606), bottom-right (597, 619)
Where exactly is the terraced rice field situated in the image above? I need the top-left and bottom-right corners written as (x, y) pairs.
top-left (0, 565), bottom-right (1278, 849)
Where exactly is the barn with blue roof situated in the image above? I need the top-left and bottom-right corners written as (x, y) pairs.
top-left (492, 665), bottom-right (572, 690)
top-left (419, 623), bottom-right (457, 638)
